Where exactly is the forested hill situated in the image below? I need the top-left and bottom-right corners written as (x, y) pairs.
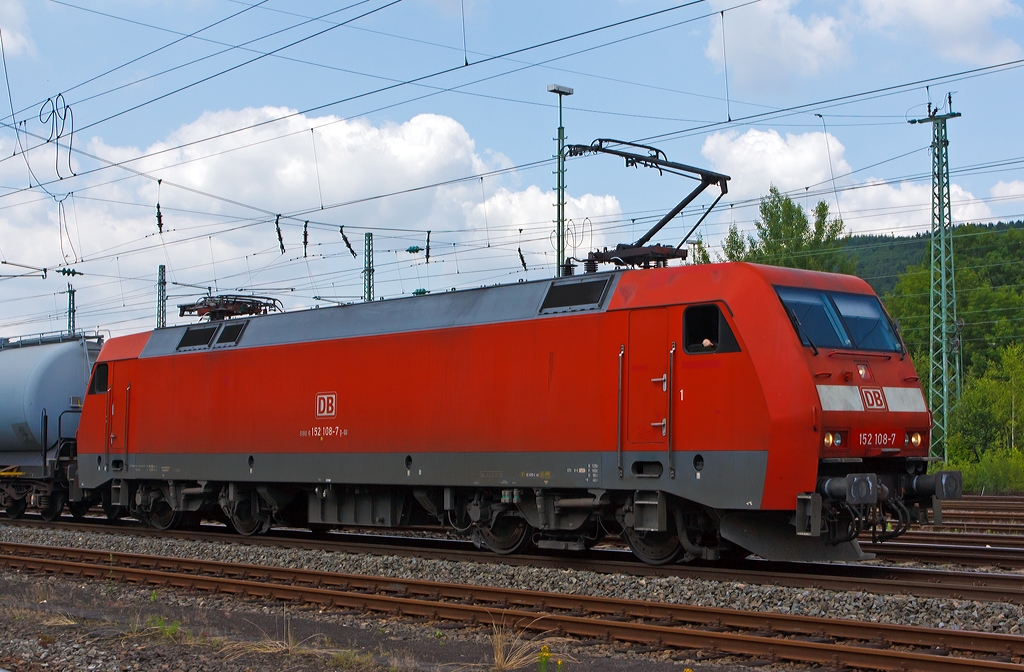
top-left (845, 220), bottom-right (1024, 296)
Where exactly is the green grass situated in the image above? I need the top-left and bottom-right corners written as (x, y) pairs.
top-left (947, 447), bottom-right (1024, 494)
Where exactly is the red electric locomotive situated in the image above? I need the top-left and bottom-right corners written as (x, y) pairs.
top-left (1, 139), bottom-right (959, 564)
top-left (69, 260), bottom-right (960, 564)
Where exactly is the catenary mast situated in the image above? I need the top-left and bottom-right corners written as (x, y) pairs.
top-left (909, 95), bottom-right (961, 462)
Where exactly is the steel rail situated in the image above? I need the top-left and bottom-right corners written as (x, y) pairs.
top-left (1, 542), bottom-right (1021, 671)
top-left (870, 542), bottom-right (1024, 567)
top-left (888, 531), bottom-right (1024, 548)
top-left (930, 522), bottom-right (1024, 535)
top-left (4, 518), bottom-right (1024, 604)
top-left (941, 512), bottom-right (1024, 523)
top-left (950, 496), bottom-right (1024, 508)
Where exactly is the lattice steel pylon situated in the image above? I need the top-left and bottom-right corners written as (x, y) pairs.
top-left (65, 283), bottom-right (76, 334)
top-left (363, 232), bottom-right (374, 302)
top-left (910, 97), bottom-right (961, 461)
top-left (156, 264), bottom-right (167, 329)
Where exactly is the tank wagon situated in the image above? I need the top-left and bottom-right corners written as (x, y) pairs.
top-left (0, 332), bottom-right (103, 520)
top-left (11, 262), bottom-right (951, 564)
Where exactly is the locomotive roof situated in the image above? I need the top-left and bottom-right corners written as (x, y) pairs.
top-left (97, 263), bottom-right (876, 362)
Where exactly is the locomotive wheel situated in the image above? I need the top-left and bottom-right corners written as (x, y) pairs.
top-left (229, 497), bottom-right (267, 536)
top-left (476, 515), bottom-right (531, 555)
top-left (68, 501), bottom-right (93, 520)
top-left (101, 489), bottom-right (123, 521)
top-left (4, 498), bottom-right (27, 519)
top-left (622, 526), bottom-right (681, 565)
top-left (147, 500), bottom-right (181, 531)
top-left (39, 492), bottom-right (66, 522)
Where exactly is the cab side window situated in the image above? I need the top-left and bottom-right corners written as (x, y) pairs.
top-left (88, 363), bottom-right (108, 395)
top-left (684, 304), bottom-right (740, 354)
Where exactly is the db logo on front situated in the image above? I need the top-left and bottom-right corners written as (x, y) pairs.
top-left (861, 387), bottom-right (887, 411)
top-left (315, 392), bottom-right (337, 418)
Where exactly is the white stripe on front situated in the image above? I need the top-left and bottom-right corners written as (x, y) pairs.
top-left (883, 387), bottom-right (928, 413)
top-left (817, 385), bottom-right (864, 412)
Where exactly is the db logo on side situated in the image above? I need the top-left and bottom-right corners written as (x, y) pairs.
top-left (861, 387), bottom-right (887, 411)
top-left (315, 392), bottom-right (337, 418)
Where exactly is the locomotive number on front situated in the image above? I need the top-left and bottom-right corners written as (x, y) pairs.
top-left (299, 426), bottom-right (348, 438)
top-left (857, 430), bottom-right (901, 447)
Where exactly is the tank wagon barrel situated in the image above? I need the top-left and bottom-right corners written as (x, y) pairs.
top-left (0, 332), bottom-right (102, 520)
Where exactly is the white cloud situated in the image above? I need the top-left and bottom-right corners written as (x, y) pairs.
top-left (705, 0), bottom-right (847, 88)
top-left (992, 180), bottom-right (1024, 199)
top-left (0, 108), bottom-right (619, 336)
top-left (0, 0), bottom-right (33, 56)
top-left (459, 185), bottom-right (620, 263)
top-left (859, 0), bottom-right (1022, 64)
top-left (697, 127), bottom-right (991, 236)
top-left (836, 180), bottom-right (990, 235)
top-left (700, 128), bottom-right (851, 199)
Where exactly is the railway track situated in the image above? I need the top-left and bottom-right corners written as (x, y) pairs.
top-left (943, 496), bottom-right (1024, 521)
top-left (954, 495), bottom-right (1024, 507)
top-left (941, 512), bottom-right (1024, 525)
top-left (5, 517), bottom-right (1024, 604)
top-left (1, 541), bottom-right (1021, 672)
top-left (885, 530), bottom-right (1024, 549)
top-left (868, 541), bottom-right (1024, 568)
top-left (932, 521), bottom-right (1024, 534)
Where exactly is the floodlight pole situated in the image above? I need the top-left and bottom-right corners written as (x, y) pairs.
top-left (548, 84), bottom-right (573, 277)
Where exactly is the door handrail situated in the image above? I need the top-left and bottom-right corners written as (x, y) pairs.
top-left (668, 341), bottom-right (676, 479)
top-left (617, 344), bottom-right (624, 478)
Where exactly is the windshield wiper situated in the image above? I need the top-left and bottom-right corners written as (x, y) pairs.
top-left (856, 318), bottom-right (906, 359)
top-left (786, 307), bottom-right (818, 356)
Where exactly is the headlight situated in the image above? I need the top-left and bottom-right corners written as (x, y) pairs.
top-left (823, 432), bottom-right (834, 448)
top-left (910, 432), bottom-right (922, 447)
top-left (833, 432), bottom-right (842, 447)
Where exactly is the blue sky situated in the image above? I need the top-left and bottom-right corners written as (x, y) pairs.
top-left (1, 0), bottom-right (1023, 336)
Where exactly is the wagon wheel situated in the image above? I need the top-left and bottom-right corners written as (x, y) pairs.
top-left (4, 498), bottom-right (27, 520)
top-left (622, 525), bottom-right (681, 565)
top-left (68, 500), bottom-right (93, 520)
top-left (146, 500), bottom-right (181, 531)
top-left (475, 515), bottom-right (532, 555)
top-left (39, 492), bottom-right (66, 522)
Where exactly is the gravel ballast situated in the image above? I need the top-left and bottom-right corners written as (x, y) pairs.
top-left (1, 523), bottom-right (1021, 636)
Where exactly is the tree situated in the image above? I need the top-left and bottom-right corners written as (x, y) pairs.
top-left (689, 233), bottom-right (713, 265)
top-left (947, 344), bottom-right (1024, 463)
top-left (697, 186), bottom-right (855, 274)
top-left (884, 223), bottom-right (1024, 386)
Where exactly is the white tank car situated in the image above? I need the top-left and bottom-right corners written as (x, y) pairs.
top-left (0, 334), bottom-right (102, 470)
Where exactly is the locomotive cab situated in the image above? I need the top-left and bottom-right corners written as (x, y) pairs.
top-left (776, 282), bottom-right (961, 548)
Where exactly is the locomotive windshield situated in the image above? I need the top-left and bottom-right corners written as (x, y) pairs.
top-left (775, 286), bottom-right (902, 353)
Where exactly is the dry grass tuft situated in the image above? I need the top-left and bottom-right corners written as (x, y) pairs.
top-left (219, 612), bottom-right (358, 663)
top-left (42, 613), bottom-right (78, 626)
top-left (485, 619), bottom-right (574, 671)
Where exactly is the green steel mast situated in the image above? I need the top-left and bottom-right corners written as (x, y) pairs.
top-left (548, 84), bottom-right (573, 277)
top-left (363, 232), bottom-right (374, 302)
top-left (909, 96), bottom-right (961, 461)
